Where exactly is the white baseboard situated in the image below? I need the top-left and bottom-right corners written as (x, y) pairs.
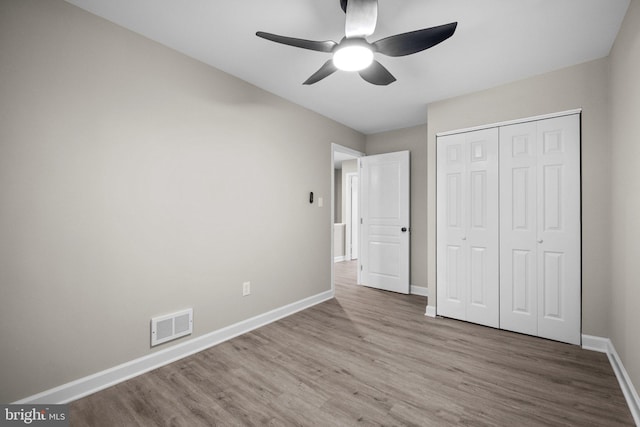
top-left (582, 334), bottom-right (640, 425)
top-left (581, 334), bottom-right (609, 353)
top-left (14, 289), bottom-right (335, 405)
top-left (334, 256), bottom-right (346, 262)
top-left (410, 285), bottom-right (429, 297)
top-left (425, 305), bottom-right (436, 318)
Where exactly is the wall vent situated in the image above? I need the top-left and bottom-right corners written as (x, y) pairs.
top-left (151, 308), bottom-right (193, 347)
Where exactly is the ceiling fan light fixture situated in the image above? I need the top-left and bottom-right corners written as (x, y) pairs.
top-left (333, 44), bottom-right (373, 71)
top-left (256, 0), bottom-right (458, 85)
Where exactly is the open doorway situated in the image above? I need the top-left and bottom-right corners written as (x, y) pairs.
top-left (331, 144), bottom-right (364, 293)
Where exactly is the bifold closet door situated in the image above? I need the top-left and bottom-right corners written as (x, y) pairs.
top-left (436, 129), bottom-right (499, 328)
top-left (499, 114), bottom-right (581, 345)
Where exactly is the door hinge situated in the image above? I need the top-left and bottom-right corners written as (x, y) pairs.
top-left (360, 265), bottom-right (363, 271)
top-left (360, 218), bottom-right (363, 224)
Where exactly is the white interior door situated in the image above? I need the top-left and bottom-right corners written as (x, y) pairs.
top-left (465, 130), bottom-right (499, 327)
top-left (436, 129), bottom-right (499, 327)
top-left (500, 114), bottom-right (581, 345)
top-left (535, 115), bottom-right (581, 345)
top-left (437, 133), bottom-right (467, 320)
top-left (499, 122), bottom-right (539, 336)
top-left (359, 151), bottom-right (410, 294)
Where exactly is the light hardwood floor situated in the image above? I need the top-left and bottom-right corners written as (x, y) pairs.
top-left (70, 261), bottom-right (634, 426)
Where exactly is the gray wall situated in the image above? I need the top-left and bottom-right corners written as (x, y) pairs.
top-left (3, 0), bottom-right (638, 405)
top-left (426, 58), bottom-right (611, 338)
top-left (0, 0), bottom-right (365, 402)
top-left (366, 125), bottom-right (428, 288)
top-left (609, 0), bottom-right (640, 394)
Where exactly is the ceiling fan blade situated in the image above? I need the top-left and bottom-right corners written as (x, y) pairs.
top-left (373, 22), bottom-right (458, 57)
top-left (345, 0), bottom-right (378, 38)
top-left (256, 32), bottom-right (337, 53)
top-left (303, 60), bottom-right (338, 85)
top-left (359, 60), bottom-right (396, 86)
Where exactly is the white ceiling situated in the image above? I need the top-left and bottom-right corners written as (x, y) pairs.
top-left (65, 0), bottom-right (629, 135)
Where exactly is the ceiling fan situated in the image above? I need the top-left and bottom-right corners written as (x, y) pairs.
top-left (256, 0), bottom-right (457, 86)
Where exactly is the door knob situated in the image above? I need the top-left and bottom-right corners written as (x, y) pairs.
top-left (401, 227), bottom-right (408, 232)
top-left (462, 237), bottom-right (467, 240)
top-left (538, 239), bottom-right (543, 243)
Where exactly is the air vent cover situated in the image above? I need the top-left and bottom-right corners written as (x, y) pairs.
top-left (151, 308), bottom-right (193, 347)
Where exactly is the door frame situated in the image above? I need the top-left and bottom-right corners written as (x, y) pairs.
top-left (345, 172), bottom-right (359, 261)
top-left (331, 143), bottom-right (364, 294)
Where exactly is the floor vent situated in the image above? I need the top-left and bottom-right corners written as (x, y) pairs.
top-left (151, 308), bottom-right (193, 347)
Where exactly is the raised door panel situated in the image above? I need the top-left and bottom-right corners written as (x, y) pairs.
top-left (536, 115), bottom-right (581, 345)
top-left (445, 244), bottom-right (465, 304)
top-left (499, 122), bottom-right (538, 336)
top-left (447, 173), bottom-right (463, 228)
top-left (511, 249), bottom-right (535, 315)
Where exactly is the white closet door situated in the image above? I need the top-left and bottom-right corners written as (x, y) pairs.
top-left (437, 133), bottom-right (467, 320)
top-left (536, 115), bottom-right (581, 345)
top-left (437, 129), bottom-right (499, 327)
top-left (500, 114), bottom-right (581, 345)
top-left (499, 122), bottom-right (539, 336)
top-left (466, 130), bottom-right (499, 327)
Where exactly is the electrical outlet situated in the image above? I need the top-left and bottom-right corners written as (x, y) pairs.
top-left (242, 281), bottom-right (251, 296)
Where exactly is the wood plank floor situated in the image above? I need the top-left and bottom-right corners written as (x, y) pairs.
top-left (70, 261), bottom-right (634, 426)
